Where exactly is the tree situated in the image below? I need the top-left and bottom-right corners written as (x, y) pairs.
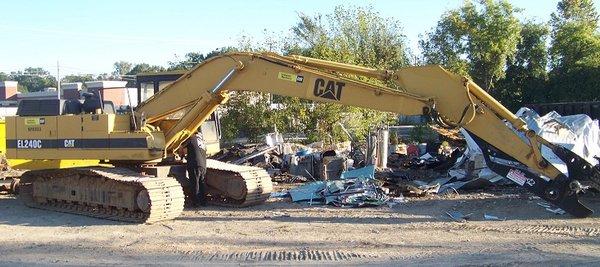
top-left (127, 63), bottom-right (165, 75)
top-left (292, 6), bottom-right (410, 69)
top-left (220, 92), bottom-right (276, 142)
top-left (545, 66), bottom-right (600, 102)
top-left (218, 6), bottom-right (408, 143)
top-left (168, 47), bottom-right (238, 71)
top-left (61, 74), bottom-right (95, 84)
top-left (551, 0), bottom-right (599, 29)
top-left (420, 0), bottom-right (522, 93)
top-left (9, 67), bottom-right (56, 92)
top-left (495, 22), bottom-right (550, 109)
top-left (0, 72), bottom-right (8, 81)
top-left (547, 0), bottom-right (600, 102)
top-left (95, 73), bottom-right (113, 81)
top-left (112, 61), bottom-right (132, 77)
top-left (111, 61), bottom-right (165, 86)
top-left (549, 0), bottom-right (600, 71)
top-left (168, 52), bottom-right (206, 71)
top-left (281, 5), bottom-right (407, 142)
top-left (216, 31), bottom-right (308, 142)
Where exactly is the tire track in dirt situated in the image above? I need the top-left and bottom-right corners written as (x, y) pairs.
top-left (174, 249), bottom-right (379, 262)
top-left (402, 223), bottom-right (600, 237)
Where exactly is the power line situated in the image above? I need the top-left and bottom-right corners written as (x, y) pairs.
top-left (0, 65), bottom-right (105, 76)
top-left (0, 25), bottom-right (218, 46)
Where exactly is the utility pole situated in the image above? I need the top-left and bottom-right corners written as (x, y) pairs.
top-left (56, 60), bottom-right (61, 99)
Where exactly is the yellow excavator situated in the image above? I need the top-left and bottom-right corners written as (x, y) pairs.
top-left (5, 52), bottom-right (600, 222)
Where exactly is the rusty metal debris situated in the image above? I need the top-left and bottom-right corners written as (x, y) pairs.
top-left (288, 176), bottom-right (389, 207)
top-left (446, 211), bottom-right (472, 222)
top-left (484, 214), bottom-right (506, 221)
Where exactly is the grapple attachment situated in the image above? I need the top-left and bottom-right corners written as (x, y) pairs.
top-left (469, 132), bottom-right (599, 218)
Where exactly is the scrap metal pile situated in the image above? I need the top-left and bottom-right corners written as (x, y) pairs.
top-left (214, 108), bottom-right (600, 209)
top-left (384, 108), bottom-right (600, 198)
top-left (212, 133), bottom-right (356, 182)
top-left (287, 171), bottom-right (388, 207)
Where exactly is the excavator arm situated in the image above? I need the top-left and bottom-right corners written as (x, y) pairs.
top-left (136, 52), bottom-right (432, 151)
top-left (136, 52), bottom-right (600, 217)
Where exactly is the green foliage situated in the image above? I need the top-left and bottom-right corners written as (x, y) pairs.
top-left (112, 61), bottom-right (132, 77)
top-left (219, 92), bottom-right (276, 142)
top-left (408, 124), bottom-right (437, 143)
top-left (550, 6), bottom-right (600, 71)
top-left (546, 0), bottom-right (600, 103)
top-left (551, 0), bottom-right (599, 30)
top-left (419, 11), bottom-right (470, 76)
top-left (9, 67), bottom-right (56, 92)
top-left (167, 47), bottom-right (238, 71)
top-left (218, 6), bottom-right (405, 143)
top-left (420, 0), bottom-right (600, 109)
top-left (512, 22), bottom-right (550, 78)
top-left (495, 22), bottom-right (550, 109)
top-left (112, 61), bottom-right (166, 76)
top-left (545, 67), bottom-right (600, 102)
top-left (269, 95), bottom-right (312, 136)
top-left (420, 0), bottom-right (522, 92)
top-left (94, 73), bottom-right (113, 80)
top-left (111, 61), bottom-right (166, 86)
top-left (127, 63), bottom-right (165, 75)
top-left (389, 131), bottom-right (399, 145)
top-left (61, 74), bottom-right (95, 84)
top-left (283, 5), bottom-right (406, 143)
top-left (291, 5), bottom-right (410, 69)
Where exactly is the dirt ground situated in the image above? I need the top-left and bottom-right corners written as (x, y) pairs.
top-left (1, 186), bottom-right (600, 266)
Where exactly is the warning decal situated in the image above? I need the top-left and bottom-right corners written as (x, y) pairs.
top-left (278, 72), bottom-right (303, 83)
top-left (506, 169), bottom-right (528, 186)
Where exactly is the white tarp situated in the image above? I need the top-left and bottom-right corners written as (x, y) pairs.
top-left (516, 107), bottom-right (600, 167)
top-left (451, 108), bottom-right (600, 182)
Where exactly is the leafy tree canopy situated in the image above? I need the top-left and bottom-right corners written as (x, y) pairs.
top-left (420, 0), bottom-right (522, 92)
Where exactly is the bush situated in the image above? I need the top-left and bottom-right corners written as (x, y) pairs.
top-left (408, 124), bottom-right (437, 143)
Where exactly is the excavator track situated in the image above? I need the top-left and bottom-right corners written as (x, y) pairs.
top-left (19, 167), bottom-right (184, 223)
top-left (0, 154), bottom-right (23, 194)
top-left (205, 159), bottom-right (272, 207)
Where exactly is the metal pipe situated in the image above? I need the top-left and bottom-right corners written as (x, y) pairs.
top-left (232, 146), bottom-right (278, 165)
top-left (366, 132), bottom-right (377, 166)
top-left (211, 68), bottom-right (238, 93)
top-left (126, 87), bottom-right (137, 130)
top-left (287, 55), bottom-right (391, 80)
top-left (377, 127), bottom-right (389, 168)
top-left (465, 80), bottom-right (526, 130)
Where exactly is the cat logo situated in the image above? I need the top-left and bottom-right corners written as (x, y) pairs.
top-left (313, 78), bottom-right (345, 101)
top-left (25, 117), bottom-right (45, 126)
top-left (64, 139), bottom-right (76, 148)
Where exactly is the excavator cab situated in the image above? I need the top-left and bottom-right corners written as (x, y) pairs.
top-left (16, 96), bottom-right (115, 116)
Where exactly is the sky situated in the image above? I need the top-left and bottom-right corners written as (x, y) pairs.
top-left (1, 0), bottom-right (598, 76)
